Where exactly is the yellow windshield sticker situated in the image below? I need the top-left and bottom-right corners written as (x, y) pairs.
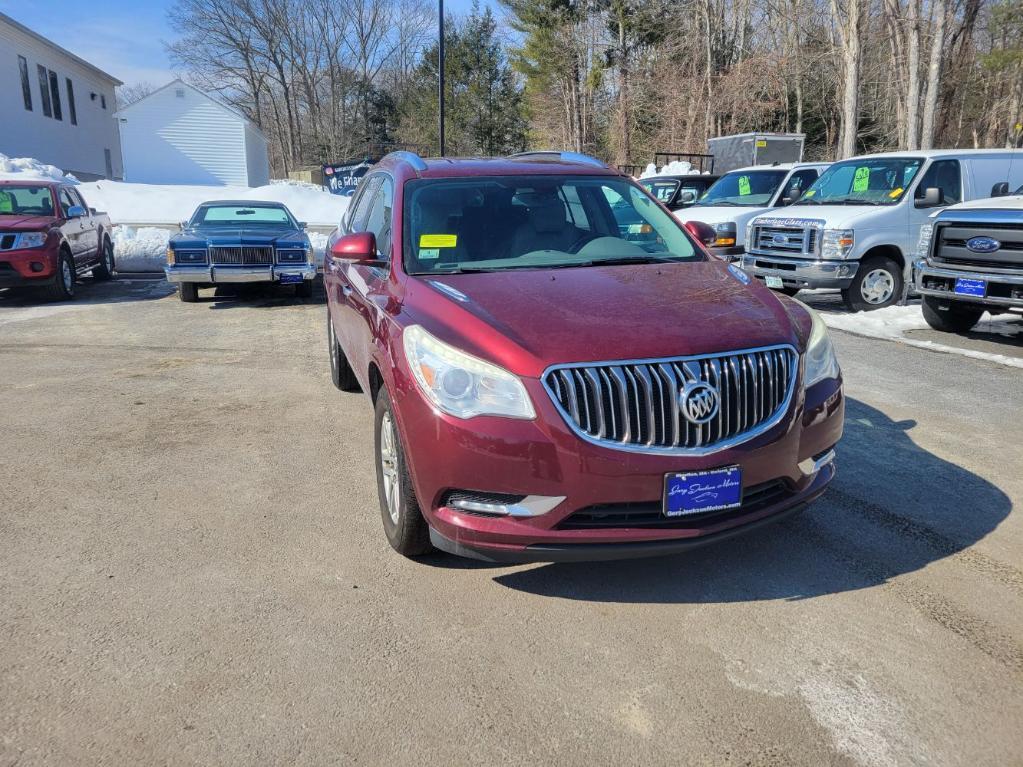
top-left (755, 139), bottom-right (767, 147)
top-left (420, 234), bottom-right (457, 248)
top-left (804, 189), bottom-right (816, 198)
top-left (852, 167), bottom-right (870, 193)
top-left (738, 175), bottom-right (752, 196)
top-left (889, 187), bottom-right (903, 199)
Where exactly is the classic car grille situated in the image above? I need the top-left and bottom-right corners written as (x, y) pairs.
top-left (933, 222), bottom-right (1023, 272)
top-left (543, 346), bottom-right (797, 453)
top-left (750, 223), bottom-right (818, 257)
top-left (209, 246), bottom-right (274, 265)
top-left (1, 233), bottom-right (17, 251)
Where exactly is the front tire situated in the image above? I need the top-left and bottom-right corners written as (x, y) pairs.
top-left (92, 240), bottom-right (115, 280)
top-left (43, 250), bottom-right (75, 301)
top-left (327, 312), bottom-right (360, 391)
top-left (842, 256), bottom-right (903, 312)
top-left (921, 296), bottom-right (983, 334)
top-left (179, 282), bottom-right (199, 303)
top-left (374, 388), bottom-right (433, 557)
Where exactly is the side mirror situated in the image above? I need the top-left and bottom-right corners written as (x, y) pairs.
top-left (67, 205), bottom-right (86, 218)
top-left (678, 190), bottom-right (696, 204)
top-left (781, 185), bottom-right (801, 205)
top-left (89, 207), bottom-right (97, 215)
top-left (298, 221), bottom-right (308, 230)
top-left (329, 231), bottom-right (385, 266)
top-left (915, 187), bottom-right (943, 208)
top-left (991, 181), bottom-right (1010, 198)
top-left (179, 221), bottom-right (188, 230)
top-left (683, 220), bottom-right (718, 247)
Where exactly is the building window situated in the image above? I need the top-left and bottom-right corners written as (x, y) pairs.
top-left (48, 70), bottom-right (62, 121)
top-left (37, 65), bottom-right (52, 117)
top-left (104, 149), bottom-right (113, 179)
top-left (101, 93), bottom-right (107, 109)
top-left (175, 88), bottom-right (185, 98)
top-left (66, 78), bottom-right (77, 125)
top-left (18, 56), bottom-right (32, 111)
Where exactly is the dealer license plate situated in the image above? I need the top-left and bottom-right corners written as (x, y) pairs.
top-left (764, 275), bottom-right (784, 289)
top-left (953, 277), bottom-right (986, 297)
top-left (664, 466), bottom-right (742, 517)
top-left (279, 274), bottom-right (304, 285)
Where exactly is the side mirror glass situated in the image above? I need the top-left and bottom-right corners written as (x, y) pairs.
top-left (991, 181), bottom-right (1010, 198)
top-left (683, 220), bottom-right (718, 247)
top-left (678, 190), bottom-right (696, 204)
top-left (329, 231), bottom-right (385, 266)
top-left (298, 221), bottom-right (308, 230)
top-left (915, 187), bottom-right (943, 208)
top-left (67, 205), bottom-right (86, 218)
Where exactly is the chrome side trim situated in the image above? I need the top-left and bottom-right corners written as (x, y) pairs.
top-left (799, 448), bottom-right (835, 477)
top-left (448, 494), bottom-right (566, 518)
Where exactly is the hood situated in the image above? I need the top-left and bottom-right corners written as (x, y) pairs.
top-left (769, 204), bottom-right (898, 229)
top-left (0, 213), bottom-right (59, 230)
top-left (171, 225), bottom-right (308, 248)
top-left (403, 261), bottom-right (807, 378)
top-left (942, 194), bottom-right (1023, 213)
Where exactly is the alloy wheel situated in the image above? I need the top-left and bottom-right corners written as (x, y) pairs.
top-left (379, 411), bottom-right (401, 525)
top-left (860, 268), bottom-right (894, 305)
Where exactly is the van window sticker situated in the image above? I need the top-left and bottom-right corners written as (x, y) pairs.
top-left (737, 176), bottom-right (751, 196)
top-left (852, 167), bottom-right (870, 193)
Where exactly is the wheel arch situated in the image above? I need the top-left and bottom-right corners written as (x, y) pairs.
top-left (368, 362), bottom-right (385, 404)
top-left (861, 243), bottom-right (905, 270)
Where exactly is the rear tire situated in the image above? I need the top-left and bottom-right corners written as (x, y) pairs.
top-left (327, 311), bottom-right (360, 391)
top-left (921, 296), bottom-right (983, 334)
top-left (295, 279), bottom-right (314, 298)
top-left (374, 388), bottom-right (433, 557)
top-left (842, 255), bottom-right (903, 312)
top-left (179, 282), bottom-right (199, 303)
top-left (43, 251), bottom-right (75, 301)
top-left (92, 240), bottom-right (115, 280)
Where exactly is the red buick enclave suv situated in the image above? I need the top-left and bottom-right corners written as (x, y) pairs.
top-left (325, 151), bottom-right (844, 562)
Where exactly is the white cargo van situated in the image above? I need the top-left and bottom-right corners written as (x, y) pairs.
top-left (679, 162), bottom-right (830, 261)
top-left (742, 149), bottom-right (1023, 310)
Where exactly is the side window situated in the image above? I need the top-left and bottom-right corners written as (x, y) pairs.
top-left (58, 188), bottom-right (77, 216)
top-left (916, 160), bottom-right (962, 205)
top-left (347, 175), bottom-right (380, 233)
top-left (364, 176), bottom-right (394, 259)
top-left (70, 189), bottom-right (88, 211)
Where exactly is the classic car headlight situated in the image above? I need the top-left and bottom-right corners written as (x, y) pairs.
top-left (916, 223), bottom-right (934, 260)
top-left (172, 249), bottom-right (208, 264)
top-left (821, 229), bottom-right (855, 259)
top-left (803, 307), bottom-right (840, 387)
top-left (16, 232), bottom-right (47, 249)
top-left (403, 325), bottom-right (535, 419)
top-left (276, 249), bottom-right (307, 263)
top-left (713, 221), bottom-right (736, 247)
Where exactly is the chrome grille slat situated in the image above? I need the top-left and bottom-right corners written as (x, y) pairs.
top-left (209, 246), bottom-right (274, 265)
top-left (543, 346), bottom-right (797, 454)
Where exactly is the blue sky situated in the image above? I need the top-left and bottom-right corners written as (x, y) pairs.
top-left (2, 0), bottom-right (488, 88)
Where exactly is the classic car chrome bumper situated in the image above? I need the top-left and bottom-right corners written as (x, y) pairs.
top-left (742, 253), bottom-right (857, 290)
top-left (915, 258), bottom-right (1023, 308)
top-left (164, 264), bottom-right (317, 284)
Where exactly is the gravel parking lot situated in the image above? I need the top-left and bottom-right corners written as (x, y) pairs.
top-left (1, 276), bottom-right (1021, 766)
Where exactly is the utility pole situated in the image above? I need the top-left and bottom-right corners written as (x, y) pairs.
top-left (438, 0), bottom-right (445, 156)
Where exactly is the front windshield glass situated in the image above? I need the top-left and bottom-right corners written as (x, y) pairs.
top-left (0, 185), bottom-right (55, 215)
top-left (192, 204), bottom-right (295, 226)
top-left (403, 175), bottom-right (701, 274)
top-left (693, 170), bottom-right (788, 207)
top-left (794, 158), bottom-right (923, 206)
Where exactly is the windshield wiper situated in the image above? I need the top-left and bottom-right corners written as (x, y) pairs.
top-left (569, 256), bottom-right (681, 268)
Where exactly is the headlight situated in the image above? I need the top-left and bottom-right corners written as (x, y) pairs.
top-left (712, 222), bottom-right (736, 247)
top-left (820, 229), bottom-right (855, 259)
top-left (174, 249), bottom-right (208, 264)
top-left (16, 232), bottom-right (47, 248)
top-left (803, 307), bottom-right (840, 387)
top-left (403, 325), bottom-right (535, 419)
top-left (916, 223), bottom-right (934, 260)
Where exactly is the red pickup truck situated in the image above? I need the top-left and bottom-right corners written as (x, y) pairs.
top-left (0, 180), bottom-right (115, 300)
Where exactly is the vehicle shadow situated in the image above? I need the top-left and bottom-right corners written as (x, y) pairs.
top-left (0, 273), bottom-right (174, 308)
top-left (490, 397), bottom-right (1013, 603)
top-left (204, 281), bottom-right (326, 309)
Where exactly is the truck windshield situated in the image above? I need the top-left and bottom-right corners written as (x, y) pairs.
top-left (191, 205), bottom-right (295, 227)
top-left (403, 175), bottom-right (701, 275)
top-left (794, 158), bottom-right (923, 206)
top-left (0, 185), bottom-right (55, 216)
top-left (692, 170), bottom-right (788, 207)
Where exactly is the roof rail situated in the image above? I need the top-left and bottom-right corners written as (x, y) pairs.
top-left (509, 151), bottom-right (608, 169)
top-left (385, 150), bottom-right (428, 173)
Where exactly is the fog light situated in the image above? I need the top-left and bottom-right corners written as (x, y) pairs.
top-left (30, 261), bottom-right (44, 273)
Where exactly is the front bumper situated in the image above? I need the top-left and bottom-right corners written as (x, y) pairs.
top-left (164, 263), bottom-right (316, 284)
top-left (743, 253), bottom-right (857, 290)
top-left (916, 259), bottom-right (1023, 309)
top-left (0, 250), bottom-right (58, 288)
top-left (393, 367), bottom-right (844, 562)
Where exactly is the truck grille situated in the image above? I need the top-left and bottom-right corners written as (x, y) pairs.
top-left (209, 246), bottom-right (274, 265)
top-left (543, 346), bottom-right (797, 454)
top-left (932, 222), bottom-right (1023, 272)
top-left (750, 222), bottom-right (818, 256)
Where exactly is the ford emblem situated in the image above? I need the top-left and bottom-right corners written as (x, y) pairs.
top-left (771, 234), bottom-right (788, 245)
top-left (965, 236), bottom-right (1000, 254)
top-left (679, 381), bottom-right (720, 425)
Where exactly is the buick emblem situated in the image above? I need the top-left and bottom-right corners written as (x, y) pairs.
top-left (965, 236), bottom-right (1000, 254)
top-left (679, 381), bottom-right (720, 424)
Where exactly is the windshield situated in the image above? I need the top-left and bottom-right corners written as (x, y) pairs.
top-left (403, 175), bottom-right (701, 274)
top-left (0, 185), bottom-right (55, 216)
top-left (693, 170), bottom-right (788, 207)
top-left (191, 204), bottom-right (295, 227)
top-left (794, 158), bottom-right (923, 206)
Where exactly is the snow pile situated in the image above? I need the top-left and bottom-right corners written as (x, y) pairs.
top-left (80, 180), bottom-right (349, 227)
top-left (820, 304), bottom-right (1023, 369)
top-left (640, 160), bottom-right (712, 179)
top-left (0, 152), bottom-right (76, 182)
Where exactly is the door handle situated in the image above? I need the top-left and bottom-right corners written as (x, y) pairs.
top-left (341, 285), bottom-right (353, 298)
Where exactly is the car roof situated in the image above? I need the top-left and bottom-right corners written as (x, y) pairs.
top-left (839, 148), bottom-right (1023, 162)
top-left (376, 154), bottom-right (623, 179)
top-left (197, 199), bottom-right (288, 207)
top-left (0, 179), bottom-right (60, 187)
top-left (726, 162), bottom-right (829, 173)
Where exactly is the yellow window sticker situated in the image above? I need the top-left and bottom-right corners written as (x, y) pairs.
top-left (852, 167), bottom-right (870, 193)
top-left (804, 190), bottom-right (816, 198)
top-left (755, 139), bottom-right (767, 147)
top-left (888, 187), bottom-right (903, 199)
top-left (420, 234), bottom-right (457, 248)
top-left (738, 175), bottom-right (752, 196)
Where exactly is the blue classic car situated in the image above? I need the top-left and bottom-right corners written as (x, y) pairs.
top-left (165, 200), bottom-right (317, 302)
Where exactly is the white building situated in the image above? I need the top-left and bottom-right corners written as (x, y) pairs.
top-left (0, 12), bottom-right (123, 180)
top-left (115, 80), bottom-right (270, 187)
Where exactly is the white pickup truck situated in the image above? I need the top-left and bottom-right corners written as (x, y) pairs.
top-left (679, 162), bottom-right (829, 262)
top-left (742, 149), bottom-right (1023, 310)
